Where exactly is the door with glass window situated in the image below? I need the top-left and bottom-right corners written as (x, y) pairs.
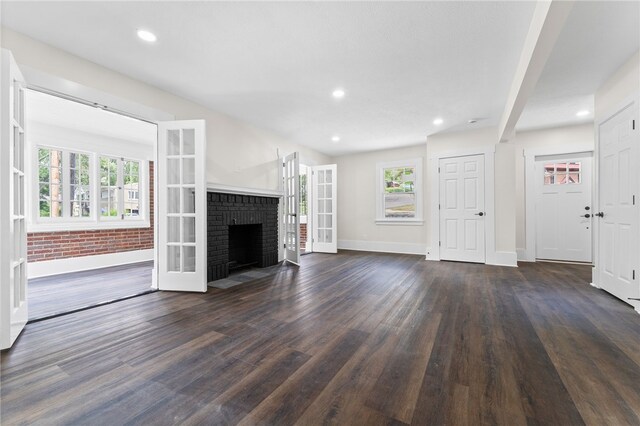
top-left (157, 120), bottom-right (207, 292)
top-left (1, 49), bottom-right (28, 349)
top-left (535, 154), bottom-right (592, 263)
top-left (312, 164), bottom-right (337, 253)
top-left (283, 152), bottom-right (300, 264)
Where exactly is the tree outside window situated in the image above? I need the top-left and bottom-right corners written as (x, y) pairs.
top-left (383, 166), bottom-right (416, 218)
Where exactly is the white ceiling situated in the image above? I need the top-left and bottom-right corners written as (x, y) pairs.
top-left (2, 2), bottom-right (637, 155)
top-left (517, 1), bottom-right (639, 131)
top-left (26, 89), bottom-right (157, 145)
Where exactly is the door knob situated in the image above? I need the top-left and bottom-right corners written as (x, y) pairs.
top-left (581, 214), bottom-right (591, 218)
top-left (594, 212), bottom-right (604, 218)
top-left (585, 206), bottom-right (591, 211)
top-left (474, 212), bottom-right (484, 217)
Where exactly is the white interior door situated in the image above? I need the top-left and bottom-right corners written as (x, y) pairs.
top-left (535, 154), bottom-right (592, 262)
top-left (283, 152), bottom-right (300, 265)
top-left (597, 101), bottom-right (639, 305)
top-left (439, 154), bottom-right (485, 263)
top-left (312, 164), bottom-right (337, 253)
top-left (157, 120), bottom-right (207, 292)
top-left (1, 49), bottom-right (28, 349)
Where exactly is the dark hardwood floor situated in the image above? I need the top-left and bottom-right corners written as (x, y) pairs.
top-left (27, 261), bottom-right (154, 320)
top-left (2, 251), bottom-right (639, 425)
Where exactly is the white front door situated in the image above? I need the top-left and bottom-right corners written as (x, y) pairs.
top-left (597, 101), bottom-right (639, 305)
top-left (312, 164), bottom-right (337, 253)
top-left (157, 120), bottom-right (207, 292)
top-left (439, 154), bottom-right (486, 263)
top-left (283, 152), bottom-right (300, 265)
top-left (535, 153), bottom-right (592, 263)
top-left (1, 49), bottom-right (28, 349)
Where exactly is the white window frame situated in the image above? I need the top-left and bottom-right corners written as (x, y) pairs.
top-left (376, 157), bottom-right (423, 225)
top-left (29, 144), bottom-right (150, 232)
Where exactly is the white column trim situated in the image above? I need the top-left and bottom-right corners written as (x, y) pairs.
top-left (428, 145), bottom-right (500, 265)
top-left (522, 144), bottom-right (594, 262)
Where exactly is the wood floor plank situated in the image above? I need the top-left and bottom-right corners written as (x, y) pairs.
top-left (2, 251), bottom-right (640, 425)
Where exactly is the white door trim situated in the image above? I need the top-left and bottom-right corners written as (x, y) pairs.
top-left (522, 144), bottom-right (594, 262)
top-left (428, 145), bottom-right (502, 265)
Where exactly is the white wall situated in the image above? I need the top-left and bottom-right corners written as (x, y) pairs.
top-left (335, 143), bottom-right (427, 255)
top-left (510, 124), bottom-right (594, 254)
top-left (595, 51), bottom-right (640, 122)
top-left (426, 127), bottom-right (516, 256)
top-left (1, 28), bottom-right (331, 191)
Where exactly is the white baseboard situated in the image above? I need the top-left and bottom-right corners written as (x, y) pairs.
top-left (28, 249), bottom-right (154, 279)
top-left (338, 240), bottom-right (426, 256)
top-left (490, 251), bottom-right (518, 267)
top-left (516, 248), bottom-right (535, 262)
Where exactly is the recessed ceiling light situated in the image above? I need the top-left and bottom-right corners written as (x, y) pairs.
top-left (433, 118), bottom-right (443, 125)
top-left (576, 110), bottom-right (589, 117)
top-left (331, 136), bottom-right (340, 142)
top-left (137, 29), bottom-right (157, 43)
top-left (332, 88), bottom-right (345, 99)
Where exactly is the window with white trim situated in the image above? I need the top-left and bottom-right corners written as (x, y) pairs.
top-left (32, 145), bottom-right (148, 230)
top-left (376, 158), bottom-right (423, 224)
top-left (38, 148), bottom-right (91, 219)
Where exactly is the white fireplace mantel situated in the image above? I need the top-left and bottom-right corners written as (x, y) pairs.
top-left (206, 183), bottom-right (283, 198)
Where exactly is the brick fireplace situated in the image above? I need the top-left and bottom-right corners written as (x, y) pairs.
top-left (207, 192), bottom-right (279, 282)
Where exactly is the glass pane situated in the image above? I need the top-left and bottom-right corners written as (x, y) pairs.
top-left (168, 217), bottom-right (180, 243)
top-left (124, 160), bottom-right (140, 217)
top-left (183, 129), bottom-right (195, 155)
top-left (168, 129), bottom-right (180, 155)
top-left (325, 184), bottom-right (332, 198)
top-left (568, 162), bottom-right (581, 184)
top-left (325, 199), bottom-right (333, 214)
top-left (325, 170), bottom-right (332, 184)
top-left (385, 192), bottom-right (416, 218)
top-left (325, 214), bottom-right (332, 228)
top-left (182, 188), bottom-right (195, 213)
top-left (325, 229), bottom-right (333, 243)
top-left (168, 188), bottom-right (180, 214)
top-left (182, 158), bottom-right (195, 184)
top-left (183, 246), bottom-right (196, 272)
top-left (318, 170), bottom-right (325, 184)
top-left (168, 246), bottom-right (180, 272)
top-left (167, 159), bottom-right (180, 185)
top-left (183, 217), bottom-right (196, 243)
top-left (317, 184), bottom-right (325, 199)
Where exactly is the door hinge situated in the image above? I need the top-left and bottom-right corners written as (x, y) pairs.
top-left (312, 238), bottom-right (315, 243)
top-left (438, 167), bottom-right (441, 173)
top-left (438, 204), bottom-right (441, 210)
top-left (633, 119), bottom-right (635, 130)
top-left (633, 270), bottom-right (636, 280)
top-left (283, 243), bottom-right (286, 249)
top-left (634, 195), bottom-right (636, 205)
top-left (121, 214), bottom-right (124, 220)
top-left (439, 241), bottom-right (441, 247)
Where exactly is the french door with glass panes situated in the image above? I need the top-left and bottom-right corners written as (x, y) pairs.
top-left (283, 152), bottom-right (300, 264)
top-left (157, 120), bottom-right (207, 292)
top-left (1, 49), bottom-right (28, 349)
top-left (312, 164), bottom-right (337, 253)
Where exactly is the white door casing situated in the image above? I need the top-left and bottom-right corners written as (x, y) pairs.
top-left (439, 154), bottom-right (486, 263)
top-left (1, 49), bottom-right (28, 349)
top-left (596, 100), bottom-right (639, 307)
top-left (312, 164), bottom-right (337, 253)
top-left (157, 120), bottom-right (207, 292)
top-left (283, 152), bottom-right (300, 265)
top-left (535, 153), bottom-right (592, 263)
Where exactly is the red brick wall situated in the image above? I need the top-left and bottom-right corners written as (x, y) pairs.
top-left (27, 162), bottom-right (154, 263)
top-left (300, 222), bottom-right (308, 251)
